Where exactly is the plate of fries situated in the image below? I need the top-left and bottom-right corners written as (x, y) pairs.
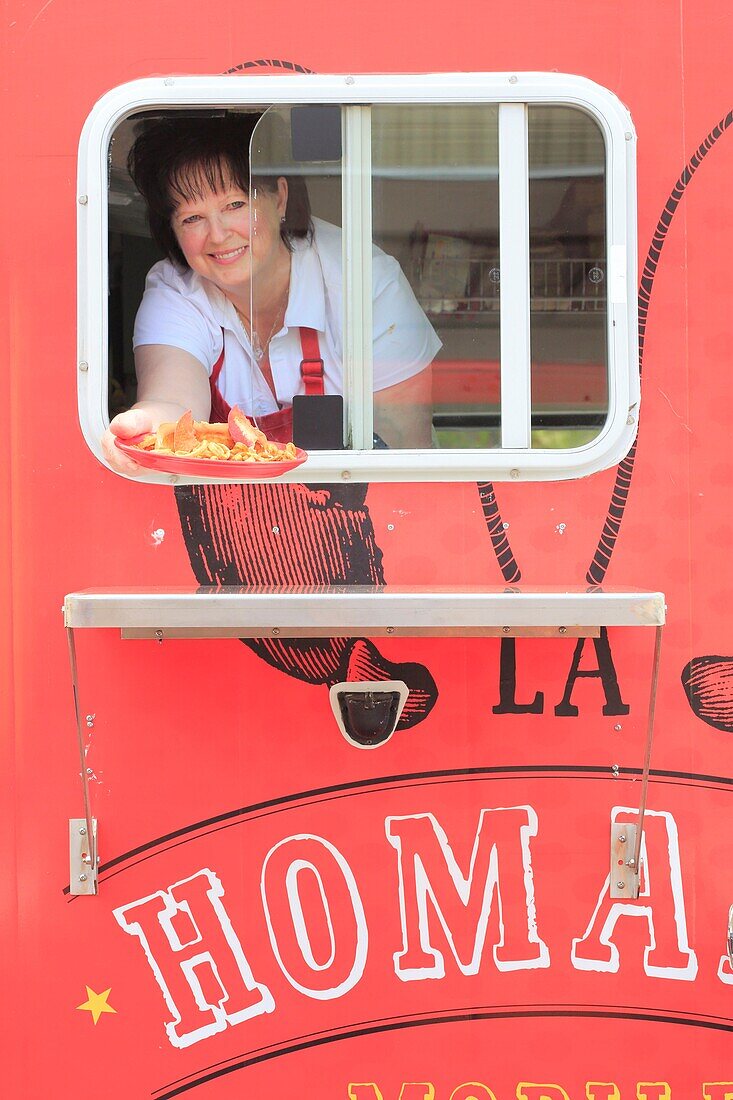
top-left (115, 408), bottom-right (308, 478)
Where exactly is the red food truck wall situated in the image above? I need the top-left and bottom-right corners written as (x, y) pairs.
top-left (2, 2), bottom-right (733, 1097)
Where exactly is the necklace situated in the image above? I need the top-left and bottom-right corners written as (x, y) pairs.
top-left (235, 292), bottom-right (288, 363)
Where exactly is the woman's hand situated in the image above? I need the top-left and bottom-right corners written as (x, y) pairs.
top-left (102, 409), bottom-right (155, 476)
top-left (102, 348), bottom-right (212, 476)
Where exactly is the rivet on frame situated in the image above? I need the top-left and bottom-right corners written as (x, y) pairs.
top-left (341, 470), bottom-right (352, 480)
top-left (345, 76), bottom-right (355, 85)
top-left (78, 195), bottom-right (88, 205)
top-left (509, 75), bottom-right (518, 84)
top-left (79, 361), bottom-right (89, 372)
top-left (510, 468), bottom-right (520, 479)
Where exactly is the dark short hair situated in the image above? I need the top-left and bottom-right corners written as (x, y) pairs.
top-left (126, 112), bottom-right (312, 268)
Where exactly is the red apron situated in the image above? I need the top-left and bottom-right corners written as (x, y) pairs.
top-left (209, 327), bottom-right (324, 443)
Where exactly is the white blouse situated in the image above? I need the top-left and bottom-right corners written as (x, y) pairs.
top-left (133, 218), bottom-right (441, 418)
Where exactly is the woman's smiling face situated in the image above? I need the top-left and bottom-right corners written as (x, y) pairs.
top-left (171, 170), bottom-right (288, 298)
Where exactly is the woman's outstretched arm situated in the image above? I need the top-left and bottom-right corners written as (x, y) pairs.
top-left (102, 345), bottom-right (211, 475)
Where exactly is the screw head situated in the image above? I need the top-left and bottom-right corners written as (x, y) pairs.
top-left (618, 834), bottom-right (626, 843)
top-left (272, 627), bottom-right (281, 635)
top-left (86, 768), bottom-right (93, 776)
top-left (272, 525), bottom-right (280, 534)
top-left (509, 74), bottom-right (518, 84)
top-left (341, 470), bottom-right (351, 481)
top-left (79, 827), bottom-right (87, 836)
top-left (614, 723), bottom-right (622, 731)
top-left (616, 881), bottom-right (625, 889)
top-left (345, 75), bottom-right (355, 85)
top-left (78, 360), bottom-right (89, 372)
top-left (510, 468), bottom-right (520, 479)
top-left (627, 858), bottom-right (636, 868)
top-left (79, 874), bottom-right (88, 883)
top-left (386, 626), bottom-right (395, 634)
top-left (78, 195), bottom-right (88, 205)
top-left (559, 626), bottom-right (567, 634)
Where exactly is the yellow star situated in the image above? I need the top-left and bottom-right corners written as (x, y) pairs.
top-left (76, 986), bottom-right (117, 1025)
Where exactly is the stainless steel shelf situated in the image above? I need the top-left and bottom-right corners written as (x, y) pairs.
top-left (63, 583), bottom-right (666, 897)
top-left (63, 586), bottom-right (665, 639)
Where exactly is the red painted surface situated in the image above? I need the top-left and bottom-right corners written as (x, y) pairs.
top-left (430, 361), bottom-right (606, 406)
top-left (3, 2), bottom-right (733, 1097)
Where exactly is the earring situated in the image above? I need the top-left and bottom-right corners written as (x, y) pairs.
top-left (280, 215), bottom-right (286, 224)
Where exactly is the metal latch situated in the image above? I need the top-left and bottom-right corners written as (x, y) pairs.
top-left (610, 822), bottom-right (639, 898)
top-left (70, 818), bottom-right (98, 895)
top-left (329, 680), bottom-right (408, 748)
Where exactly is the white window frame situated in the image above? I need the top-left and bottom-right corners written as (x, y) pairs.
top-left (78, 72), bottom-right (638, 485)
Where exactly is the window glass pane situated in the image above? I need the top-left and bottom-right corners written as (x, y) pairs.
top-left (528, 106), bottom-right (608, 448)
top-left (108, 102), bottom-right (609, 459)
top-left (371, 105), bottom-right (501, 450)
top-left (249, 106), bottom-right (344, 448)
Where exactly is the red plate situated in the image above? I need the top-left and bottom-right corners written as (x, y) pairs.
top-left (115, 436), bottom-right (308, 478)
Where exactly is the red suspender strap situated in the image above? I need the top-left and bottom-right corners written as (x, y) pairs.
top-left (299, 327), bottom-right (325, 396)
top-left (208, 344), bottom-right (230, 423)
top-left (209, 328), bottom-right (324, 424)
top-left (211, 344), bottom-right (225, 385)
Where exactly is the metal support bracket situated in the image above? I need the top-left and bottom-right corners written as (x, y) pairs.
top-left (610, 624), bottom-right (663, 900)
top-left (728, 904), bottom-right (733, 966)
top-left (610, 822), bottom-right (639, 898)
top-left (67, 627), bottom-right (98, 896)
top-left (69, 818), bottom-right (98, 895)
